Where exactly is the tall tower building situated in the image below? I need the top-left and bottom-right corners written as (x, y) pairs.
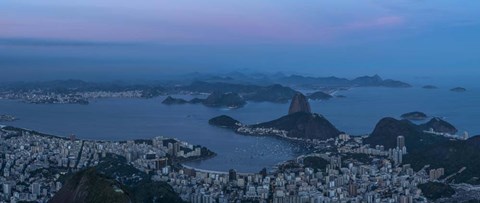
top-left (3, 183), bottom-right (11, 198)
top-left (348, 181), bottom-right (357, 197)
top-left (397, 136), bottom-right (405, 149)
top-left (229, 169), bottom-right (237, 182)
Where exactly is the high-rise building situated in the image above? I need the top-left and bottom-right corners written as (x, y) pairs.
top-left (429, 169), bottom-right (437, 181)
top-left (348, 181), bottom-right (357, 197)
top-left (392, 148), bottom-right (403, 165)
top-left (229, 169), bottom-right (237, 182)
top-left (155, 158), bottom-right (168, 170)
top-left (172, 142), bottom-right (180, 157)
top-left (56, 182), bottom-right (63, 192)
top-left (31, 182), bottom-right (41, 196)
top-left (397, 136), bottom-right (405, 149)
top-left (430, 168), bottom-right (445, 180)
top-left (436, 168), bottom-right (445, 179)
top-left (3, 183), bottom-right (11, 198)
top-left (330, 156), bottom-right (342, 169)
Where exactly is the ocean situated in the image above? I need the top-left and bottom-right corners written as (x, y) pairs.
top-left (1, 83), bottom-right (479, 172)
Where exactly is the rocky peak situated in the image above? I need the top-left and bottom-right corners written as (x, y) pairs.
top-left (288, 93), bottom-right (311, 115)
top-left (420, 117), bottom-right (458, 134)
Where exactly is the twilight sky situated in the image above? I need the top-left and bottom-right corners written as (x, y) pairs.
top-left (1, 0), bottom-right (479, 81)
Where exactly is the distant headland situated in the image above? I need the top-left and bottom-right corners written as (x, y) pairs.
top-left (0, 73), bottom-right (411, 105)
top-left (450, 87), bottom-right (467, 92)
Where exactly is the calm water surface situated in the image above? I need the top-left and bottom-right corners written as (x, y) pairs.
top-left (1, 85), bottom-right (479, 172)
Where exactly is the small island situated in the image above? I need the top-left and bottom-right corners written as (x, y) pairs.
top-left (401, 111), bottom-right (428, 121)
top-left (202, 92), bottom-right (246, 108)
top-left (161, 96), bottom-right (189, 105)
top-left (208, 115), bottom-right (242, 130)
top-left (450, 87), bottom-right (467, 92)
top-left (422, 85), bottom-right (438, 89)
top-left (307, 91), bottom-right (333, 101)
top-left (162, 92), bottom-right (246, 108)
top-left (0, 114), bottom-right (17, 122)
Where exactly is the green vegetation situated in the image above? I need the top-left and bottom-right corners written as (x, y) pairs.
top-left (53, 154), bottom-right (184, 203)
top-left (303, 156), bottom-right (329, 172)
top-left (343, 153), bottom-right (373, 164)
top-left (252, 112), bottom-right (340, 140)
top-left (50, 168), bottom-right (132, 203)
top-left (208, 115), bottom-right (242, 129)
top-left (366, 117), bottom-right (480, 184)
top-left (162, 96), bottom-right (189, 105)
top-left (203, 92), bottom-right (246, 108)
top-left (418, 182), bottom-right (455, 200)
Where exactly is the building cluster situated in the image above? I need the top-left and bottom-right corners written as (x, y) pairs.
top-left (336, 135), bottom-right (407, 166)
top-left (160, 134), bottom-right (439, 203)
top-left (237, 126), bottom-right (289, 138)
top-left (424, 128), bottom-right (470, 140)
top-left (0, 124), bottom-right (455, 203)
top-left (0, 127), bottom-right (208, 202)
top-left (165, 152), bottom-right (430, 203)
top-left (0, 115), bottom-right (17, 122)
top-left (0, 90), bottom-right (143, 104)
top-left (429, 168), bottom-right (445, 181)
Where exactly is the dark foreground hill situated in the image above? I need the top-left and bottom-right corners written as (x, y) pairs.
top-left (365, 117), bottom-right (480, 184)
top-left (49, 168), bottom-right (132, 203)
top-left (50, 154), bottom-right (184, 203)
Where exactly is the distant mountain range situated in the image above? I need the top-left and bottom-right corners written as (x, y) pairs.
top-left (279, 74), bottom-right (411, 88)
top-left (0, 72), bottom-right (412, 105)
top-left (170, 72), bottom-right (412, 89)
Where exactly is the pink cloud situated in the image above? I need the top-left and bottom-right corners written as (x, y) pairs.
top-left (0, 7), bottom-right (406, 45)
top-left (343, 16), bottom-right (405, 30)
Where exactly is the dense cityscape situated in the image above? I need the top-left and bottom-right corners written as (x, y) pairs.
top-left (2, 0), bottom-right (480, 202)
top-left (2, 120), bottom-right (475, 202)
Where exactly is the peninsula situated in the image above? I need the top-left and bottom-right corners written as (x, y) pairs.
top-left (209, 93), bottom-right (341, 140)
